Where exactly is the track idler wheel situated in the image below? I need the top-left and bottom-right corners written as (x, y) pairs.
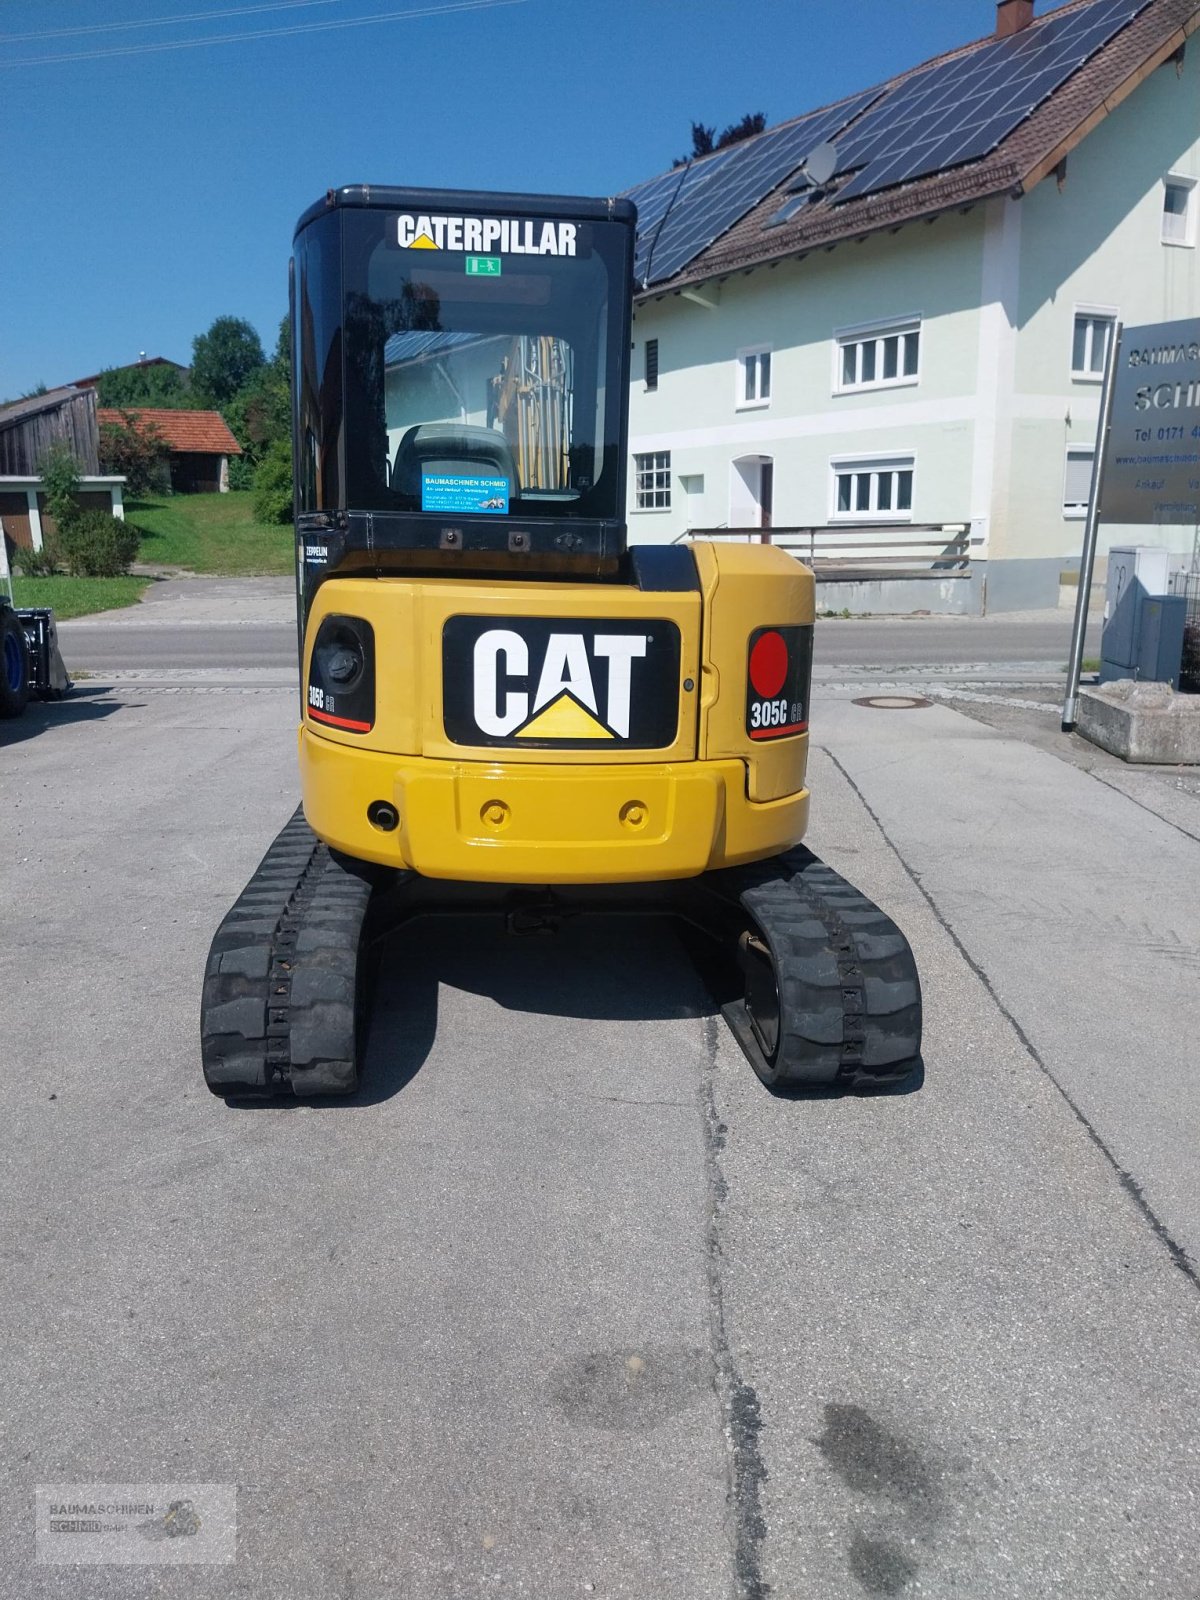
top-left (719, 850), bottom-right (922, 1092)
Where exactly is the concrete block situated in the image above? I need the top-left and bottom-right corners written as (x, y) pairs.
top-left (1077, 679), bottom-right (1200, 764)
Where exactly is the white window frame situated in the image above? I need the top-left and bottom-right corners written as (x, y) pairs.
top-left (1063, 445), bottom-right (1094, 520)
top-left (1162, 173), bottom-right (1197, 248)
top-left (833, 315), bottom-right (921, 395)
top-left (829, 451), bottom-right (916, 523)
top-left (1071, 305), bottom-right (1117, 382)
top-left (736, 345), bottom-right (772, 410)
top-left (633, 450), bottom-right (671, 512)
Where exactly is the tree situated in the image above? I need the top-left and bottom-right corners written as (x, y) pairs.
top-left (96, 363), bottom-right (193, 409)
top-left (224, 314), bottom-right (291, 488)
top-left (98, 410), bottom-right (170, 497)
top-left (190, 317), bottom-right (265, 409)
top-left (37, 441), bottom-right (82, 531)
top-left (252, 435), bottom-right (293, 525)
top-left (675, 111), bottom-right (767, 167)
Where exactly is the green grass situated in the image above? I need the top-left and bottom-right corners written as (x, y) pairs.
top-left (9, 576), bottom-right (150, 619)
top-left (127, 492), bottom-right (293, 575)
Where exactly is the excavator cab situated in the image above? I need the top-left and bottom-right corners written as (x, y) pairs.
top-left (291, 186), bottom-right (633, 602)
top-left (200, 186), bottom-right (922, 1100)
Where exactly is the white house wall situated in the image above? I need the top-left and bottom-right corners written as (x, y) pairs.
top-left (627, 45), bottom-right (1200, 611)
top-left (629, 208), bottom-right (986, 552)
top-left (1012, 43), bottom-right (1200, 571)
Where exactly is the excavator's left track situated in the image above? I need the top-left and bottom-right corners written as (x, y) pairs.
top-left (201, 808), bottom-right (377, 1099)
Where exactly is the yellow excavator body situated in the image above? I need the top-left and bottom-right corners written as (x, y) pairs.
top-left (299, 542), bottom-right (813, 883)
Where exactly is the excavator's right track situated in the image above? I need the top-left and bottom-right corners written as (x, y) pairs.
top-left (709, 847), bottom-right (923, 1092)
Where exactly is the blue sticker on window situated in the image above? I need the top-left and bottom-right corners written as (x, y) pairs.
top-left (421, 473), bottom-right (509, 515)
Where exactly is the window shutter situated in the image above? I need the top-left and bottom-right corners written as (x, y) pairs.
top-left (645, 339), bottom-right (659, 390)
top-left (1065, 450), bottom-right (1093, 507)
top-left (1163, 184), bottom-right (1188, 242)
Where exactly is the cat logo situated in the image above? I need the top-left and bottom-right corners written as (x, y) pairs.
top-left (442, 616), bottom-right (681, 749)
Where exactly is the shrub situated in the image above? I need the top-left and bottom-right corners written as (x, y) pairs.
top-left (227, 453), bottom-right (256, 491)
top-left (98, 410), bottom-right (170, 497)
top-left (58, 510), bottom-right (141, 577)
top-left (13, 536), bottom-right (62, 577)
top-left (252, 437), bottom-right (293, 525)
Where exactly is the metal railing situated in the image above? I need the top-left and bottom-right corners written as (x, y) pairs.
top-left (680, 522), bottom-right (978, 579)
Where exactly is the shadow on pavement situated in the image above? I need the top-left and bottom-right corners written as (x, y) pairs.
top-left (0, 687), bottom-right (124, 746)
top-left (358, 913), bottom-right (707, 1106)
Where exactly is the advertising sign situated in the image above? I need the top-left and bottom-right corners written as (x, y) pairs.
top-left (1102, 318), bottom-right (1200, 525)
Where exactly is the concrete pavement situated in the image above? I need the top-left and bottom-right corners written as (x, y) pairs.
top-left (2, 655), bottom-right (1199, 1596)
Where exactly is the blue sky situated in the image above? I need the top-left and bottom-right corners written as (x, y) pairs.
top-left (0, 0), bottom-right (1065, 397)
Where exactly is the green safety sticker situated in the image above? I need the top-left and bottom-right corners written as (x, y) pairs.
top-left (465, 255), bottom-right (502, 276)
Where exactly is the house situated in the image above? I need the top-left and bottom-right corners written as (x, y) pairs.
top-left (96, 408), bottom-right (242, 494)
top-left (72, 355), bottom-right (189, 390)
top-left (625, 0), bottom-right (1200, 612)
top-left (0, 388), bottom-right (126, 555)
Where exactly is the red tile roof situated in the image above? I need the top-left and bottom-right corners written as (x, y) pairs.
top-left (97, 407), bottom-right (242, 455)
top-left (633, 0), bottom-right (1200, 300)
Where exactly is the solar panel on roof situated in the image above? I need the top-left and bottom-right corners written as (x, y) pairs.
top-left (628, 87), bottom-right (882, 285)
top-left (831, 0), bottom-right (1150, 204)
top-left (626, 147), bottom-right (740, 284)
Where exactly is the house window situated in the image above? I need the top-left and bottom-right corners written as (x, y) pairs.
top-left (1072, 311), bottom-right (1115, 379)
top-left (1162, 176), bottom-right (1196, 246)
top-left (737, 348), bottom-right (772, 408)
top-left (1063, 446), bottom-right (1094, 519)
top-left (645, 338), bottom-right (659, 391)
top-left (835, 319), bottom-right (920, 393)
top-left (634, 450), bottom-right (671, 510)
top-left (831, 455), bottom-right (914, 520)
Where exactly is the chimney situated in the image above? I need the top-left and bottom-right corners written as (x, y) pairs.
top-left (996, 0), bottom-right (1034, 36)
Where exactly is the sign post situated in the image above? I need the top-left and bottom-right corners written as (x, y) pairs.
top-left (1062, 323), bottom-right (1121, 732)
top-left (1062, 317), bottom-right (1200, 731)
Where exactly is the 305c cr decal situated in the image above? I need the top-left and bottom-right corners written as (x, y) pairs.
top-left (745, 626), bottom-right (813, 739)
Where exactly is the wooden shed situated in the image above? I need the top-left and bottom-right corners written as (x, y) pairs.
top-left (0, 387), bottom-right (100, 475)
top-left (0, 388), bottom-right (125, 557)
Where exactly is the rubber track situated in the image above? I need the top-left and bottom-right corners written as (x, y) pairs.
top-left (201, 807), bottom-right (375, 1097)
top-left (720, 847), bottom-right (922, 1091)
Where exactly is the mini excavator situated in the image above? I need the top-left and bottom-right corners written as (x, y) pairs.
top-left (200, 186), bottom-right (921, 1098)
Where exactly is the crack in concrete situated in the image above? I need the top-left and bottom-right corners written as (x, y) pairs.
top-left (698, 1014), bottom-right (771, 1600)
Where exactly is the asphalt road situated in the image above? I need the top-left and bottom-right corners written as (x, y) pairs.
top-left (2, 660), bottom-right (1197, 1598)
top-left (57, 577), bottom-right (1100, 675)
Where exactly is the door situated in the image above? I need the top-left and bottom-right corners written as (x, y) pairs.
top-left (730, 455), bottom-right (774, 539)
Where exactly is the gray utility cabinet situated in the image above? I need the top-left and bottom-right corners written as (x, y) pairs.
top-left (1100, 545), bottom-right (1186, 687)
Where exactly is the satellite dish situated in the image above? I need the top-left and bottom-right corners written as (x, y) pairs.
top-left (805, 140), bottom-right (838, 187)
